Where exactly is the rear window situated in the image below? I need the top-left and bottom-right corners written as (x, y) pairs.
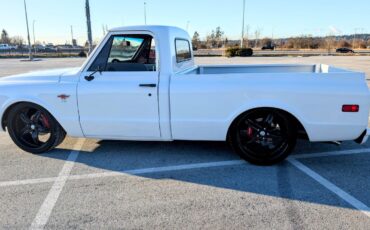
top-left (175, 39), bottom-right (192, 63)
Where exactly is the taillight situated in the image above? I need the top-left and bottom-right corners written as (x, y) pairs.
top-left (342, 105), bottom-right (359, 112)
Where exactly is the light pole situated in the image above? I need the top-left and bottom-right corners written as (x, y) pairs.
top-left (241, 0), bottom-right (246, 48)
top-left (144, 2), bottom-right (147, 25)
top-left (186, 21), bottom-right (190, 31)
top-left (23, 0), bottom-right (33, 60)
top-left (71, 25), bottom-right (74, 46)
top-left (85, 0), bottom-right (93, 54)
top-left (32, 20), bottom-right (36, 54)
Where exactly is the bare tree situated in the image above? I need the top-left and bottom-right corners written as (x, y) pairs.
top-left (337, 40), bottom-right (351, 48)
top-left (261, 38), bottom-right (273, 47)
top-left (326, 32), bottom-right (336, 54)
top-left (254, 29), bottom-right (262, 48)
top-left (205, 27), bottom-right (225, 48)
top-left (10, 36), bottom-right (24, 48)
top-left (244, 25), bottom-right (250, 48)
top-left (215, 26), bottom-right (225, 48)
top-left (205, 32), bottom-right (215, 49)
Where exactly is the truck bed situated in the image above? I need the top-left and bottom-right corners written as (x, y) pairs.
top-left (182, 64), bottom-right (352, 75)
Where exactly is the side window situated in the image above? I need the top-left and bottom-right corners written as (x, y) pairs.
top-left (175, 39), bottom-right (192, 63)
top-left (108, 36), bottom-right (144, 63)
top-left (88, 34), bottom-right (157, 72)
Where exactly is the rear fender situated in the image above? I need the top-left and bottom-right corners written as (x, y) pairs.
top-left (226, 99), bottom-right (311, 140)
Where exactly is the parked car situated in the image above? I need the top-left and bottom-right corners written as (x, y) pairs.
top-left (0, 44), bottom-right (16, 50)
top-left (336, 47), bottom-right (355, 53)
top-left (44, 44), bottom-right (57, 52)
top-left (0, 26), bottom-right (369, 165)
top-left (261, 45), bottom-right (275, 50)
top-left (34, 44), bottom-right (46, 52)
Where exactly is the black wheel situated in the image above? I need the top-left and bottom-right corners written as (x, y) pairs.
top-left (229, 109), bottom-right (297, 165)
top-left (7, 103), bottom-right (66, 154)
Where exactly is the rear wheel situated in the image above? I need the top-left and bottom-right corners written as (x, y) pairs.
top-left (7, 103), bottom-right (66, 154)
top-left (229, 109), bottom-right (297, 165)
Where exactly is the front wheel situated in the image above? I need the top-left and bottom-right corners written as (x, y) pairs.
top-left (229, 109), bottom-right (297, 165)
top-left (7, 103), bottom-right (66, 154)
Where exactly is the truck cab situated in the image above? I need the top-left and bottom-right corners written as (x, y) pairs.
top-left (77, 26), bottom-right (194, 140)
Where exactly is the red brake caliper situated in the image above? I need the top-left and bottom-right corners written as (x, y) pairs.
top-left (247, 127), bottom-right (253, 138)
top-left (40, 114), bottom-right (50, 129)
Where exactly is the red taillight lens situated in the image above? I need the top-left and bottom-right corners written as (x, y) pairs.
top-left (342, 105), bottom-right (359, 112)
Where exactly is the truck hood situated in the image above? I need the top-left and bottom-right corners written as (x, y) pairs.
top-left (0, 68), bottom-right (80, 84)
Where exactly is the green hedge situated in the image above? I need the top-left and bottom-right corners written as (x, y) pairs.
top-left (225, 47), bottom-right (253, 57)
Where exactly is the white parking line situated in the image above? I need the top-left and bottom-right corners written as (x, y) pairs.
top-left (1, 147), bottom-right (370, 188)
top-left (67, 160), bottom-right (246, 181)
top-left (30, 139), bottom-right (85, 230)
top-left (0, 144), bottom-right (369, 221)
top-left (288, 158), bottom-right (370, 218)
top-left (293, 148), bottom-right (370, 159)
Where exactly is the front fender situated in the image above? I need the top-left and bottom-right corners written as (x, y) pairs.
top-left (0, 93), bottom-right (83, 137)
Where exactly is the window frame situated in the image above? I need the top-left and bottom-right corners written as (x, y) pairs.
top-left (84, 31), bottom-right (159, 73)
top-left (175, 38), bottom-right (192, 63)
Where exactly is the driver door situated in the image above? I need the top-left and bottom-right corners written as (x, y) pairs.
top-left (77, 33), bottom-right (160, 139)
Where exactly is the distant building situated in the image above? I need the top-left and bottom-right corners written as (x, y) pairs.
top-left (72, 39), bottom-right (77, 47)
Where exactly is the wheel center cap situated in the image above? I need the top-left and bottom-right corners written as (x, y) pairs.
top-left (30, 125), bottom-right (36, 130)
top-left (260, 131), bottom-right (266, 137)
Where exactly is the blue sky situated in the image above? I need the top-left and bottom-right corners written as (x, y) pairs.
top-left (0, 0), bottom-right (369, 45)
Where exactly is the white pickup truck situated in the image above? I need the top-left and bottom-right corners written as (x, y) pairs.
top-left (0, 26), bottom-right (369, 165)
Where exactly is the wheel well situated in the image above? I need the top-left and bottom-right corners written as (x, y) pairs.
top-left (227, 107), bottom-right (308, 140)
top-left (1, 102), bottom-right (23, 131)
top-left (1, 102), bottom-right (66, 133)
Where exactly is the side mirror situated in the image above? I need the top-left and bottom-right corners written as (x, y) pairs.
top-left (84, 66), bottom-right (102, 82)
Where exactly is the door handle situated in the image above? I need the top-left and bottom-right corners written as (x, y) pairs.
top-left (139, 84), bottom-right (157, 88)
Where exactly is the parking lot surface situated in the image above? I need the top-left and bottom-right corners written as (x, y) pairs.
top-left (1, 57), bottom-right (370, 229)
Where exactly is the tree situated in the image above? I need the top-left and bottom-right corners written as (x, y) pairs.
top-left (192, 31), bottom-right (200, 49)
top-left (261, 38), bottom-right (273, 47)
top-left (326, 33), bottom-right (336, 54)
top-left (205, 27), bottom-right (225, 48)
top-left (10, 36), bottom-right (24, 48)
top-left (337, 40), bottom-right (352, 48)
top-left (254, 29), bottom-right (261, 48)
top-left (1, 29), bottom-right (10, 44)
top-left (353, 39), bottom-right (367, 49)
top-left (206, 32), bottom-right (216, 48)
top-left (224, 37), bottom-right (229, 47)
top-left (243, 25), bottom-right (250, 48)
top-left (214, 26), bottom-right (224, 48)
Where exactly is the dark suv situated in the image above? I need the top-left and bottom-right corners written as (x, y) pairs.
top-left (336, 48), bottom-right (355, 53)
top-left (261, 45), bottom-right (275, 50)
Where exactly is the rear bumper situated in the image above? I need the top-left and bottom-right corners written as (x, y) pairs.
top-left (355, 128), bottom-right (370, 144)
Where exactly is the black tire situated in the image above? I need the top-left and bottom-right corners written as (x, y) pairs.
top-left (7, 103), bottom-right (66, 154)
top-left (228, 109), bottom-right (297, 165)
